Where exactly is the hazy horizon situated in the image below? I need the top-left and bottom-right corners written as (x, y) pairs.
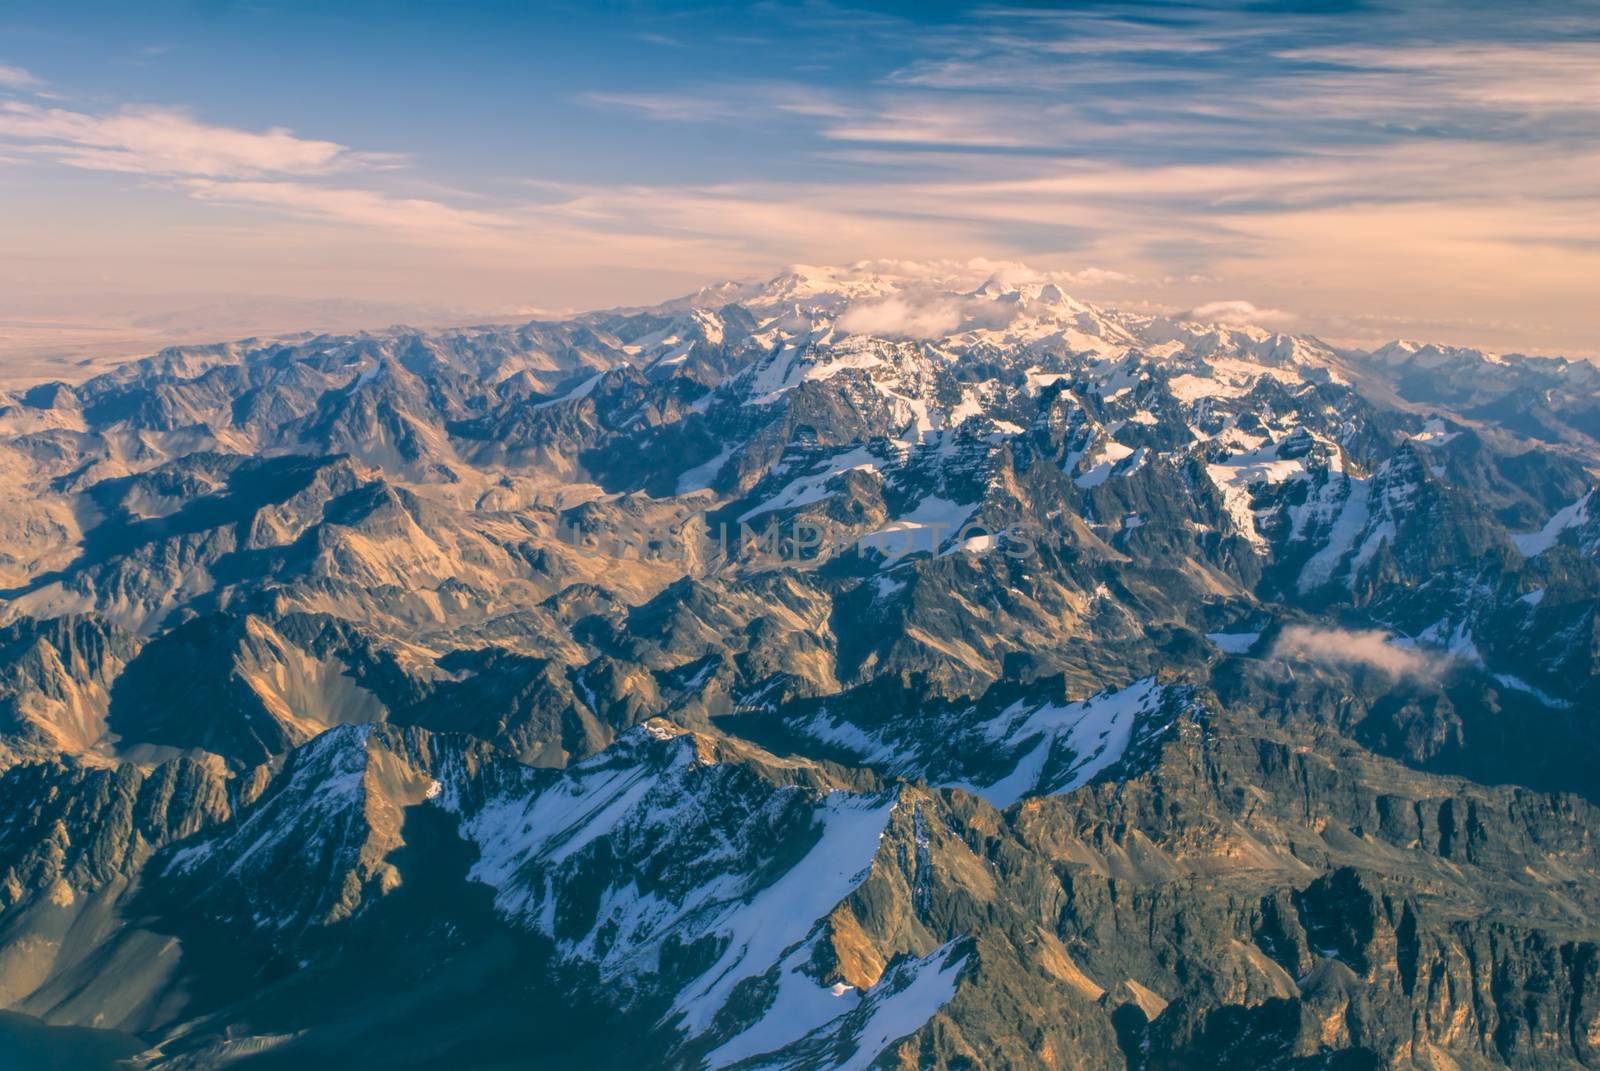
top-left (4, 0), bottom-right (1599, 370)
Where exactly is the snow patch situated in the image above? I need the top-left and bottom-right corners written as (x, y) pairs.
top-left (672, 793), bottom-right (896, 1034)
top-left (950, 678), bottom-right (1166, 807)
top-left (1493, 674), bottom-right (1573, 709)
top-left (534, 369), bottom-right (608, 409)
top-left (1206, 443), bottom-right (1308, 548)
top-left (1206, 631), bottom-right (1260, 654)
top-left (864, 496), bottom-right (978, 561)
top-left (711, 942), bottom-right (966, 1071)
top-left (1512, 492), bottom-right (1592, 557)
top-left (738, 446), bottom-right (881, 522)
top-left (677, 443), bottom-right (736, 495)
top-left (1409, 417), bottom-right (1458, 445)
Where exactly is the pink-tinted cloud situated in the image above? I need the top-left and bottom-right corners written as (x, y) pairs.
top-left (0, 102), bottom-right (375, 178)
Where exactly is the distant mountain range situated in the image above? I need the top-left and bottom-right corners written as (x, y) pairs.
top-left (0, 262), bottom-right (1596, 1069)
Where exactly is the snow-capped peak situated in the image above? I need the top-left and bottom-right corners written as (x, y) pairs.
top-left (1370, 339), bottom-right (1505, 367)
top-left (655, 261), bottom-right (1330, 366)
top-left (665, 260), bottom-right (1135, 350)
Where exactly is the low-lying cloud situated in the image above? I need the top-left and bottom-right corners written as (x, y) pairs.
top-left (1184, 300), bottom-right (1294, 327)
top-left (837, 295), bottom-right (966, 338)
top-left (1271, 625), bottom-right (1446, 680)
top-left (830, 260), bottom-right (1132, 340)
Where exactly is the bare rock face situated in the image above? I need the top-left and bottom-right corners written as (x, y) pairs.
top-left (0, 615), bottom-right (141, 767)
top-left (0, 264), bottom-right (1597, 1068)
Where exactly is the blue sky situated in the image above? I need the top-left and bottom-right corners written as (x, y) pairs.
top-left (2, 1), bottom-right (1598, 356)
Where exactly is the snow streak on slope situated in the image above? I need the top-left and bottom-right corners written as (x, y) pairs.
top-left (1512, 491), bottom-right (1593, 557)
top-left (1205, 434), bottom-right (1334, 549)
top-left (794, 679), bottom-right (1173, 810)
top-left (670, 791), bottom-right (894, 1034)
top-left (165, 724), bottom-right (370, 883)
top-left (959, 677), bottom-right (1168, 807)
top-left (1294, 472), bottom-right (1372, 592)
top-left (709, 940), bottom-right (967, 1070)
top-left (738, 445), bottom-right (883, 522)
top-left (437, 724), bottom-right (897, 1037)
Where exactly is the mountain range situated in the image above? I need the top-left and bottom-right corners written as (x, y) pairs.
top-left (0, 260), bottom-right (1596, 1070)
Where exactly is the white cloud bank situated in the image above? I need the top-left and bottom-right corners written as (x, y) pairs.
top-left (1271, 625), bottom-right (1447, 680)
top-left (1184, 300), bottom-right (1294, 327)
top-left (837, 295), bottom-right (965, 338)
top-left (823, 259), bottom-right (1140, 340)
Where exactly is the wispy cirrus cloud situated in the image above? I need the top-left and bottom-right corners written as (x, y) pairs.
top-left (0, 102), bottom-right (393, 177)
top-left (581, 91), bottom-right (751, 124)
top-left (0, 63), bottom-right (43, 90)
top-left (586, 86), bottom-right (1053, 149)
top-left (1280, 42), bottom-right (1600, 114)
top-left (0, 97), bottom-right (502, 241)
top-left (821, 102), bottom-right (1037, 148)
top-left (182, 179), bottom-right (505, 234)
top-left (582, 85), bottom-right (856, 128)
